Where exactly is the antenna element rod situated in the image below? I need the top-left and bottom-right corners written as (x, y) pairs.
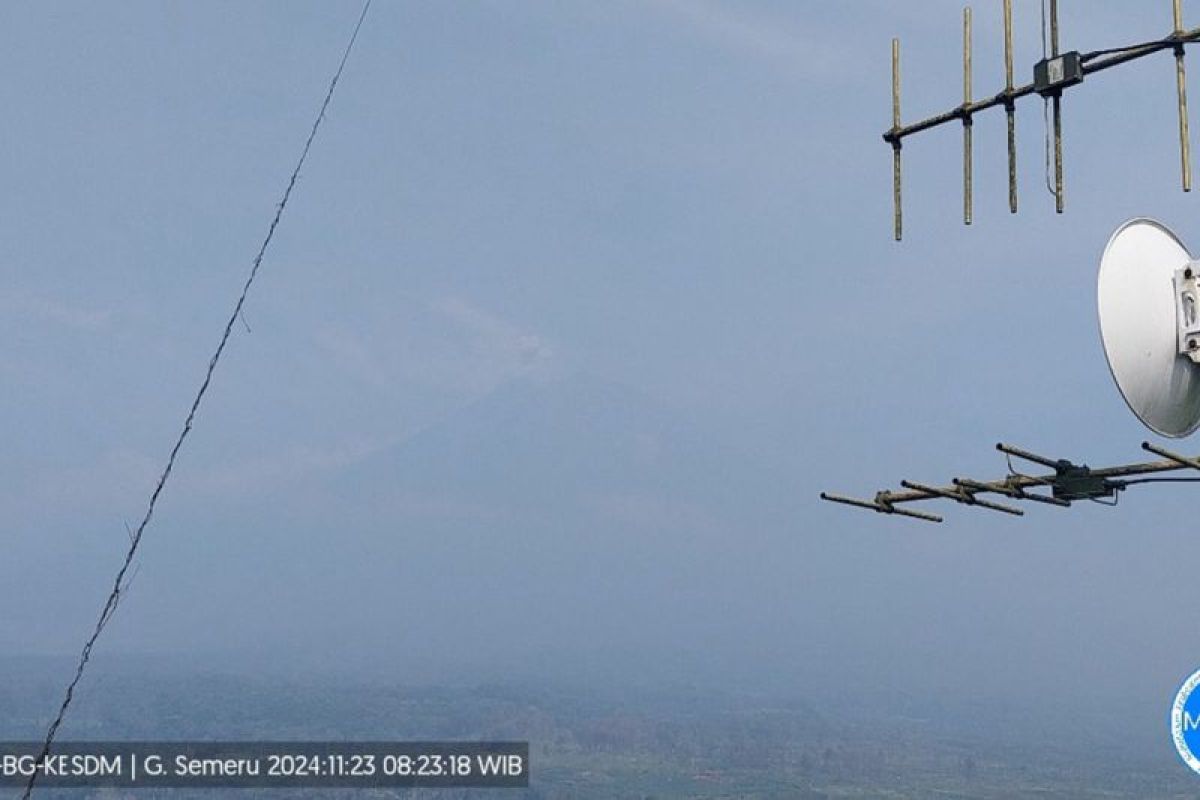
top-left (963, 7), bottom-right (973, 225)
top-left (819, 492), bottom-right (943, 523)
top-left (892, 38), bottom-right (903, 241)
top-left (1053, 96), bottom-right (1064, 212)
top-left (1049, 0), bottom-right (1060, 56)
top-left (1176, 0), bottom-right (1193, 191)
top-left (1004, 0), bottom-right (1017, 212)
top-left (1142, 440), bottom-right (1200, 469)
top-left (996, 442), bottom-right (1062, 469)
top-left (1050, 0), bottom-right (1064, 212)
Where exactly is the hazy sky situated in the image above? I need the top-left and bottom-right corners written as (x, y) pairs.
top-left (5, 0), bottom-right (1200, 749)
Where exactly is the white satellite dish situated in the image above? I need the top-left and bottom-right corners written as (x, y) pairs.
top-left (1098, 218), bottom-right (1200, 437)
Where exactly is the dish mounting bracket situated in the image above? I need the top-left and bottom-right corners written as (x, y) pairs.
top-left (1174, 263), bottom-right (1200, 362)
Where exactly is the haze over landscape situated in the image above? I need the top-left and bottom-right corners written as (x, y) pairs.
top-left (4, 2), bottom-right (1200, 795)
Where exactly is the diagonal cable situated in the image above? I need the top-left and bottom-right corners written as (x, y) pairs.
top-left (21, 2), bottom-right (371, 796)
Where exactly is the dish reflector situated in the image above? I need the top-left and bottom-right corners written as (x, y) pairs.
top-left (1098, 218), bottom-right (1200, 437)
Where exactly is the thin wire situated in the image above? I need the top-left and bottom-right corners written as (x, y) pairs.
top-left (1040, 0), bottom-right (1055, 197)
top-left (1043, 101), bottom-right (1056, 195)
top-left (1006, 452), bottom-right (1029, 480)
top-left (1121, 476), bottom-right (1200, 485)
top-left (1004, 453), bottom-right (1051, 485)
top-left (21, 3), bottom-right (371, 797)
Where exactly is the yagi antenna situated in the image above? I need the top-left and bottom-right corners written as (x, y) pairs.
top-left (820, 441), bottom-right (1200, 523)
top-left (888, 1), bottom-right (1199, 240)
top-left (823, 217), bottom-right (1200, 521)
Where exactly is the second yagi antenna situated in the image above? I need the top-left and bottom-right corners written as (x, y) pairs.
top-left (888, 1), bottom-right (1199, 240)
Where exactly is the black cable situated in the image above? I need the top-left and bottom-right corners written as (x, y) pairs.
top-left (21, 3), bottom-right (371, 797)
top-left (1119, 476), bottom-right (1200, 485)
top-left (1080, 39), bottom-right (1173, 62)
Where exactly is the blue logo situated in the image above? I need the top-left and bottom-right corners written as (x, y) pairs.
top-left (1172, 669), bottom-right (1200, 773)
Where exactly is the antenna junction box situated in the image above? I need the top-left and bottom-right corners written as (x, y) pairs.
top-left (1049, 463), bottom-right (1115, 502)
top-left (1034, 52), bottom-right (1084, 97)
top-left (1175, 265), bottom-right (1200, 362)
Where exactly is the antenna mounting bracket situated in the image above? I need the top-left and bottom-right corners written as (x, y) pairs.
top-left (1174, 263), bottom-right (1200, 361)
